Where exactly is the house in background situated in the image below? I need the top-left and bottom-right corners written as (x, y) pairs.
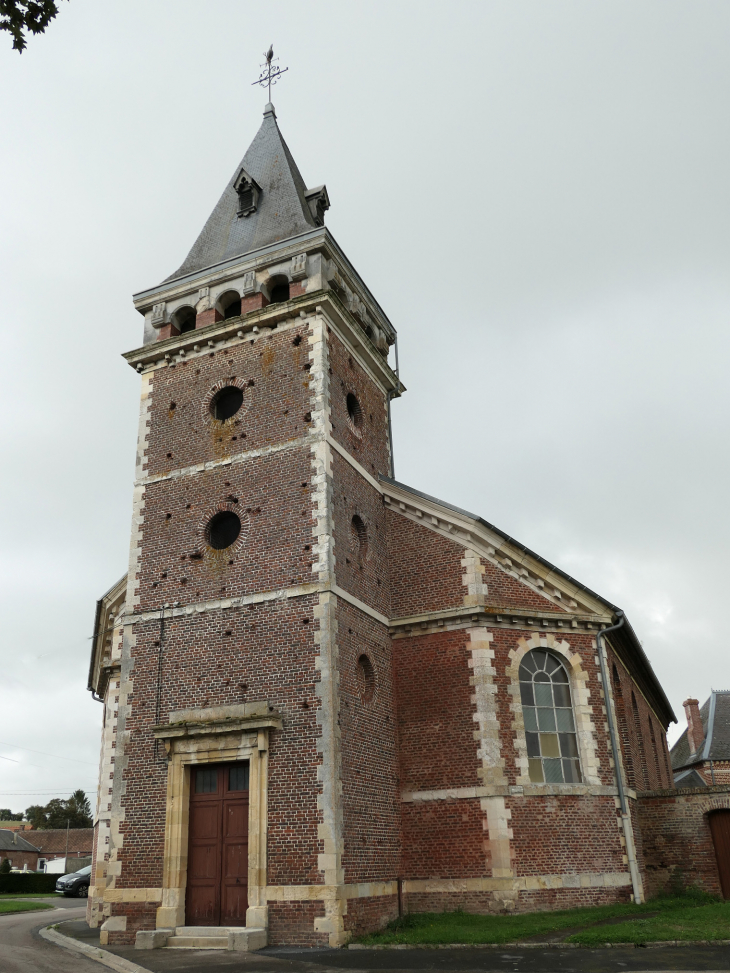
top-left (24, 828), bottom-right (94, 873)
top-left (0, 830), bottom-right (40, 871)
top-left (671, 692), bottom-right (730, 788)
top-left (0, 821), bottom-right (34, 833)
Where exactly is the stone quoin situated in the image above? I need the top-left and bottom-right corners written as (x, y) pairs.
top-left (86, 100), bottom-right (725, 951)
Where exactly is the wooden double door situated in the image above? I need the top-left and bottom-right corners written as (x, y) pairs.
top-left (709, 809), bottom-right (730, 899)
top-left (186, 762), bottom-right (249, 926)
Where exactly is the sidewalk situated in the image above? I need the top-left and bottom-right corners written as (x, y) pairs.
top-left (54, 919), bottom-right (730, 973)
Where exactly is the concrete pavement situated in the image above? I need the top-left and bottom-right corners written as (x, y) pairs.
top-left (0, 897), bottom-right (103, 973)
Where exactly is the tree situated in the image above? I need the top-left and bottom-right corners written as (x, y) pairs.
top-left (66, 789), bottom-right (92, 826)
top-left (23, 804), bottom-right (48, 830)
top-left (24, 790), bottom-right (93, 830)
top-left (0, 1), bottom-right (65, 53)
top-left (0, 809), bottom-right (23, 821)
top-left (0, 858), bottom-right (11, 874)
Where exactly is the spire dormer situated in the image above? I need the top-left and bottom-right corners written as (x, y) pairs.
top-left (233, 168), bottom-right (261, 217)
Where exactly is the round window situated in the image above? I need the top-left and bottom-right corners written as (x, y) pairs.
top-left (207, 511), bottom-right (241, 550)
top-left (211, 386), bottom-right (244, 422)
top-left (356, 654), bottom-right (376, 703)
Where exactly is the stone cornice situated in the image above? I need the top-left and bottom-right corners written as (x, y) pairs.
top-left (153, 715), bottom-right (282, 741)
top-left (638, 783), bottom-right (730, 799)
top-left (389, 604), bottom-right (606, 638)
top-left (401, 783), bottom-right (621, 801)
top-left (131, 227), bottom-right (396, 343)
top-left (88, 575), bottom-right (127, 698)
top-left (133, 228), bottom-right (325, 307)
top-left (154, 702), bottom-right (282, 741)
top-left (381, 483), bottom-right (609, 621)
top-left (123, 291), bottom-right (404, 400)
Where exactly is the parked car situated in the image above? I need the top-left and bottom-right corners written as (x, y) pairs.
top-left (55, 864), bottom-right (91, 897)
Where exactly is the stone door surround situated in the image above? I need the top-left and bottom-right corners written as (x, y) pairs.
top-left (153, 701), bottom-right (281, 931)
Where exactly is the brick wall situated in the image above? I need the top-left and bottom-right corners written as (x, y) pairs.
top-left (395, 630), bottom-right (481, 793)
top-left (332, 454), bottom-right (390, 617)
top-left (328, 331), bottom-right (390, 479)
top-left (508, 795), bottom-right (624, 875)
top-left (143, 325), bottom-right (312, 477)
top-left (393, 622), bottom-right (632, 911)
top-left (609, 652), bottom-right (672, 792)
top-left (402, 798), bottom-right (487, 879)
top-left (405, 885), bottom-right (630, 916)
top-left (387, 515), bottom-right (464, 617)
top-left (0, 850), bottom-right (38, 870)
top-left (118, 597), bottom-right (324, 896)
top-left (480, 559), bottom-right (564, 614)
top-left (636, 786), bottom-right (729, 897)
top-left (337, 602), bottom-right (399, 885)
top-left (135, 447), bottom-right (314, 611)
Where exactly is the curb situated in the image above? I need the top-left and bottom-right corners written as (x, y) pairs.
top-left (349, 939), bottom-right (730, 950)
top-left (39, 923), bottom-right (154, 973)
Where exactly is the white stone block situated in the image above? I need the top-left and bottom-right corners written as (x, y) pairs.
top-left (228, 927), bottom-right (267, 951)
top-left (135, 928), bottom-right (172, 949)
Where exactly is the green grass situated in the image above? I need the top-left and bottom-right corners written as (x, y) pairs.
top-left (354, 891), bottom-right (727, 946)
top-left (0, 892), bottom-right (62, 898)
top-left (0, 900), bottom-right (54, 915)
top-left (568, 899), bottom-right (730, 945)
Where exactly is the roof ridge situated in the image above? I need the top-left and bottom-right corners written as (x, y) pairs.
top-left (163, 104), bottom-right (319, 283)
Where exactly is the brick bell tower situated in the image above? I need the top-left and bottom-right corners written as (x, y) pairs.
top-left (87, 101), bottom-right (403, 948)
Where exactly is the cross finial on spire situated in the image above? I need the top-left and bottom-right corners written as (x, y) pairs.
top-left (252, 45), bottom-right (289, 103)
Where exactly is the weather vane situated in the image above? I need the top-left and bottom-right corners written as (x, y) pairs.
top-left (252, 45), bottom-right (289, 102)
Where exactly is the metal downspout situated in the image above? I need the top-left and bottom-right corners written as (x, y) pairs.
top-left (595, 611), bottom-right (644, 903)
top-left (387, 335), bottom-right (400, 479)
top-left (387, 394), bottom-right (395, 478)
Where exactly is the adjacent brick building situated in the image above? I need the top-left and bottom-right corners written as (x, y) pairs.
top-left (25, 828), bottom-right (94, 870)
top-left (86, 100), bottom-right (723, 951)
top-left (671, 692), bottom-right (730, 788)
top-left (0, 830), bottom-right (41, 871)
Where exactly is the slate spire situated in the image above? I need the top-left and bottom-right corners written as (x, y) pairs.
top-left (165, 103), bottom-right (325, 282)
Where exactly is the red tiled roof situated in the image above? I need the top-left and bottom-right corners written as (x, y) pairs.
top-left (24, 828), bottom-right (93, 855)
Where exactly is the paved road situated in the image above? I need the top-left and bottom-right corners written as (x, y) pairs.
top-left (61, 918), bottom-right (730, 973)
top-left (8, 906), bottom-right (730, 973)
top-left (0, 898), bottom-right (102, 973)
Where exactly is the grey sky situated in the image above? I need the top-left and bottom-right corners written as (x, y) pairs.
top-left (1, 0), bottom-right (728, 812)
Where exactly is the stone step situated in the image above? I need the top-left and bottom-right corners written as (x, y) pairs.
top-left (174, 926), bottom-right (242, 937)
top-left (164, 926), bottom-right (267, 952)
top-left (167, 935), bottom-right (229, 949)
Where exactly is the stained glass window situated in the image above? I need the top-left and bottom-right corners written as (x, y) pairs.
top-left (519, 650), bottom-right (581, 784)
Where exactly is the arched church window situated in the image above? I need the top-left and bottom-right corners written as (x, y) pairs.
top-left (520, 649), bottom-right (582, 784)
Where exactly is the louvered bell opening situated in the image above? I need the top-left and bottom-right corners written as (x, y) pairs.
top-left (237, 186), bottom-right (255, 216)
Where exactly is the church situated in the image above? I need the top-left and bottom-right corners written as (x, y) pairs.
top-left (86, 97), bottom-right (727, 951)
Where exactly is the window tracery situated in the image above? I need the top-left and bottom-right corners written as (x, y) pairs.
top-left (520, 649), bottom-right (581, 783)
